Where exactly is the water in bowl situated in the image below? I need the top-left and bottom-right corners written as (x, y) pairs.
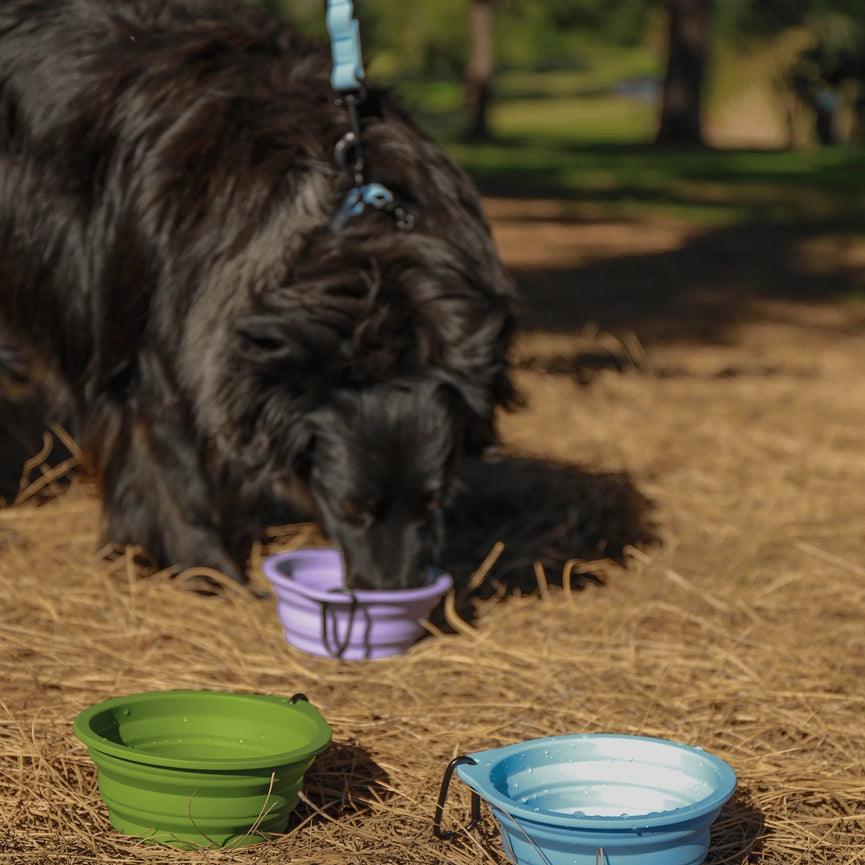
top-left (493, 745), bottom-right (717, 819)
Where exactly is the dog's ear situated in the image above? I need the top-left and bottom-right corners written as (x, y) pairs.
top-left (227, 400), bottom-right (317, 504)
top-left (235, 312), bottom-right (340, 377)
top-left (428, 298), bottom-right (516, 420)
top-left (227, 307), bottom-right (335, 495)
top-left (288, 422), bottom-right (315, 482)
top-left (433, 375), bottom-right (498, 457)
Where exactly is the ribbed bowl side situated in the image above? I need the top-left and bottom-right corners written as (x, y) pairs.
top-left (273, 589), bottom-right (437, 660)
top-left (91, 750), bottom-right (315, 849)
top-left (492, 807), bottom-right (721, 865)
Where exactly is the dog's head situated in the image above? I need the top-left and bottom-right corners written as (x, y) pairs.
top-left (298, 379), bottom-right (460, 589)
top-left (222, 225), bottom-right (514, 589)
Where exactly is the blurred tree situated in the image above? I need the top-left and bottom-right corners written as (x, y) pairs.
top-left (250, 0), bottom-right (665, 139)
top-left (657, 0), bottom-right (714, 145)
top-left (539, 0), bottom-right (653, 45)
top-left (248, 0), bottom-right (323, 32)
top-left (725, 0), bottom-right (865, 146)
top-left (465, 0), bottom-right (497, 139)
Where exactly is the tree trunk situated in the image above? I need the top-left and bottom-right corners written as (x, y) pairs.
top-left (853, 88), bottom-right (865, 145)
top-left (465, 0), bottom-right (495, 140)
top-left (657, 0), bottom-right (715, 145)
top-left (814, 98), bottom-right (837, 146)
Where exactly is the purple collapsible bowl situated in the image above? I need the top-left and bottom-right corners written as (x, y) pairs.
top-left (262, 548), bottom-right (452, 661)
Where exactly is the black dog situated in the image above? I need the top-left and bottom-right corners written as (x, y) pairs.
top-left (0, 0), bottom-right (515, 589)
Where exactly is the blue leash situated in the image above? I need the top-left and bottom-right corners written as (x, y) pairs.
top-left (326, 0), bottom-right (366, 93)
top-left (325, 0), bottom-right (414, 232)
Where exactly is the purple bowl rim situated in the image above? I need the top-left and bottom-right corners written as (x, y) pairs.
top-left (262, 548), bottom-right (453, 604)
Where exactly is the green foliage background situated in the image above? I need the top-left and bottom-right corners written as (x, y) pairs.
top-left (253, 0), bottom-right (658, 78)
top-left (243, 1), bottom-right (865, 269)
top-left (254, 1), bottom-right (865, 77)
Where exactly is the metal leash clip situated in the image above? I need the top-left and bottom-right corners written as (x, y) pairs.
top-left (334, 90), bottom-right (367, 187)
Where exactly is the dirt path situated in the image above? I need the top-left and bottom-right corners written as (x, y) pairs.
top-left (1, 203), bottom-right (864, 864)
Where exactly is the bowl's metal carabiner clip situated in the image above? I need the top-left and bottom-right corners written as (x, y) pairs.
top-left (433, 755), bottom-right (481, 840)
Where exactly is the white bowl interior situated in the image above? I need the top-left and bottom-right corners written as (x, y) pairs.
top-left (489, 738), bottom-right (721, 819)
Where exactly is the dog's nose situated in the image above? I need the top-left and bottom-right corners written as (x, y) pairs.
top-left (389, 558), bottom-right (434, 591)
top-left (346, 570), bottom-right (378, 591)
top-left (345, 560), bottom-right (430, 591)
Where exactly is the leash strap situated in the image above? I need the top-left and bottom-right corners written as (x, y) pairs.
top-left (326, 0), bottom-right (366, 93)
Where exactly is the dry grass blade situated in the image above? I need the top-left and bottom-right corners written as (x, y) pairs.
top-left (466, 542), bottom-right (505, 592)
top-left (16, 430), bottom-right (53, 493)
top-left (443, 590), bottom-right (480, 640)
top-left (796, 542), bottom-right (865, 579)
top-left (14, 456), bottom-right (80, 506)
top-left (533, 561), bottom-right (550, 601)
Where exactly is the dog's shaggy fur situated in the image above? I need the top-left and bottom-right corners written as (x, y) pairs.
top-left (0, 0), bottom-right (515, 588)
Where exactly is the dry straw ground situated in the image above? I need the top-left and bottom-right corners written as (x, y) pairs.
top-left (2, 200), bottom-right (865, 864)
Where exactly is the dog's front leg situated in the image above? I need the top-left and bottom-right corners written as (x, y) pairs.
top-left (87, 364), bottom-right (248, 587)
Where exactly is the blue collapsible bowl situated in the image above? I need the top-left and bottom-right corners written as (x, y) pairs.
top-left (437, 734), bottom-right (736, 865)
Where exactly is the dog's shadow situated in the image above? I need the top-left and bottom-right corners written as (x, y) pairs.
top-left (439, 454), bottom-right (657, 606)
top-left (285, 740), bottom-right (390, 830)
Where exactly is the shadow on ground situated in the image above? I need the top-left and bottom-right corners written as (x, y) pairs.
top-left (505, 218), bottom-right (865, 345)
top-left (0, 394), bottom-right (61, 504)
top-left (441, 454), bottom-right (657, 600)
top-left (287, 740), bottom-right (390, 829)
top-left (454, 141), bottom-right (865, 346)
top-left (706, 793), bottom-right (766, 864)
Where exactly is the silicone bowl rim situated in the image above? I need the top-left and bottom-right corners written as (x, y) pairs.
top-left (74, 690), bottom-right (332, 771)
top-left (456, 733), bottom-right (737, 832)
top-left (262, 548), bottom-right (453, 604)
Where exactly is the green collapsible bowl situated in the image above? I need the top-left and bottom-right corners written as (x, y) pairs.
top-left (74, 690), bottom-right (331, 849)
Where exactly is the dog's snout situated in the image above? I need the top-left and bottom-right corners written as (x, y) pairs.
top-left (343, 541), bottom-right (431, 592)
top-left (345, 569), bottom-right (377, 592)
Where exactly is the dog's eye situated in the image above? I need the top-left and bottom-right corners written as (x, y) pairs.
top-left (340, 499), bottom-right (371, 522)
